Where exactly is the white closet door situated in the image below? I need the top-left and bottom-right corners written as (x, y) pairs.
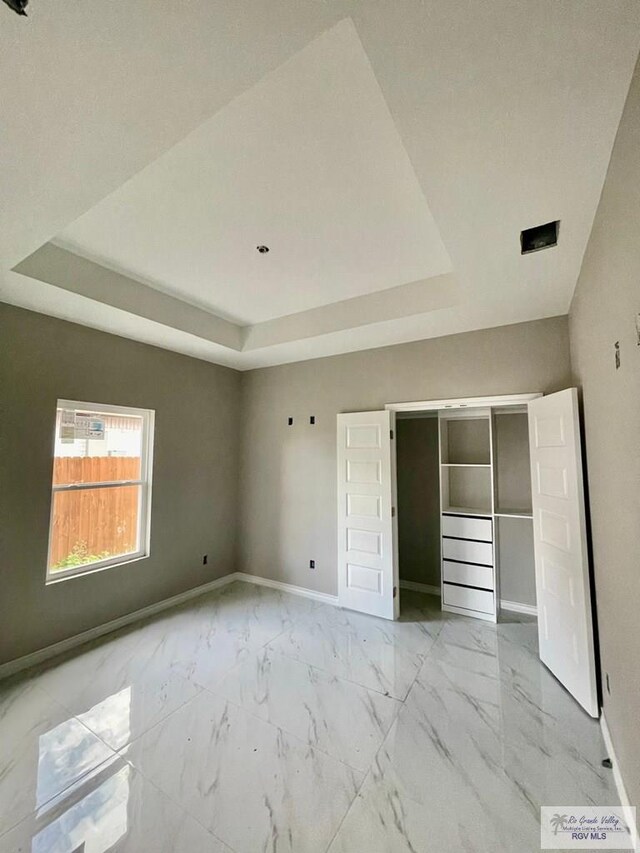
top-left (528, 389), bottom-right (598, 717)
top-left (337, 411), bottom-right (398, 619)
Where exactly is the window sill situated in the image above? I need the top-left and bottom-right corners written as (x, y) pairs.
top-left (45, 552), bottom-right (149, 585)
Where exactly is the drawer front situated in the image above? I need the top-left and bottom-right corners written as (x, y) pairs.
top-left (442, 537), bottom-right (493, 566)
top-left (443, 560), bottom-right (493, 590)
top-left (443, 583), bottom-right (494, 614)
top-left (442, 514), bottom-right (492, 542)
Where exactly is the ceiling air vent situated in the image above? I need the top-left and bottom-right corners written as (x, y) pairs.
top-left (520, 220), bottom-right (559, 254)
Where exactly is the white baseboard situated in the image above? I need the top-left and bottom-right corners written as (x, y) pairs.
top-left (0, 572), bottom-right (237, 681)
top-left (499, 599), bottom-right (538, 616)
top-left (399, 580), bottom-right (441, 597)
top-left (600, 712), bottom-right (639, 850)
top-left (0, 571), bottom-right (338, 682)
top-left (234, 572), bottom-right (339, 606)
top-left (0, 571), bottom-right (536, 682)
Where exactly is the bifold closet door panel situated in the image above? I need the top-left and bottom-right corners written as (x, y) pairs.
top-left (442, 537), bottom-right (493, 566)
top-left (443, 583), bottom-right (494, 614)
top-left (442, 560), bottom-right (493, 590)
top-left (441, 515), bottom-right (492, 542)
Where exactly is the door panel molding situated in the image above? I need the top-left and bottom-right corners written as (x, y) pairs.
top-left (528, 388), bottom-right (598, 717)
top-left (337, 411), bottom-right (397, 620)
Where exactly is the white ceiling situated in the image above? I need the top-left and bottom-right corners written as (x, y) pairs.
top-left (2, 1), bottom-right (639, 369)
top-left (54, 20), bottom-right (452, 325)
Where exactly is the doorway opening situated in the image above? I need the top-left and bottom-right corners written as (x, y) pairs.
top-left (395, 408), bottom-right (537, 622)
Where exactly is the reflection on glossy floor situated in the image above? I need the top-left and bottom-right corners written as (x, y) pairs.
top-left (0, 583), bottom-right (617, 852)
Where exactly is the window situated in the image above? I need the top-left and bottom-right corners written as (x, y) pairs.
top-left (46, 400), bottom-right (154, 582)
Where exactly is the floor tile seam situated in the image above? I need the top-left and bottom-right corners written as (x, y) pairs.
top-left (18, 685), bottom-right (218, 832)
top-left (34, 663), bottom-right (209, 756)
top-left (321, 773), bottom-right (368, 853)
top-left (323, 755), bottom-right (436, 853)
top-left (392, 619), bottom-right (453, 724)
top-left (244, 672), bottom-right (401, 770)
top-left (125, 764), bottom-right (239, 853)
top-left (193, 612), bottom-right (442, 693)
top-left (175, 620), bottom-right (307, 693)
top-left (263, 609), bottom-right (436, 699)
top-left (199, 643), bottom-right (404, 768)
top-left (324, 686), bottom-right (451, 853)
top-left (115, 687), bottom-right (368, 849)
top-left (159, 623), bottom-right (290, 691)
top-left (209, 598), bottom-right (323, 648)
top-left (409, 622), bottom-right (452, 679)
top-left (261, 641), bottom-right (409, 701)
top-left (26, 751), bottom-right (133, 830)
top-left (241, 642), bottom-right (405, 710)
top-left (320, 725), bottom-right (427, 853)
top-left (190, 682), bottom-right (370, 777)
top-left (4, 679), bottom-right (124, 820)
top-left (0, 744), bottom-right (125, 841)
top-left (112, 688), bottom-right (208, 774)
top-left (414, 621), bottom-right (448, 662)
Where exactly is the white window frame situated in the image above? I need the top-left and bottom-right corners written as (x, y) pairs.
top-left (46, 399), bottom-right (155, 583)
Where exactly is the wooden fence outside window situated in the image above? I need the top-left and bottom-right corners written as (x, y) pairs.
top-left (49, 457), bottom-right (141, 568)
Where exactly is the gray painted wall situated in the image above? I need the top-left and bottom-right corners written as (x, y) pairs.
top-left (0, 303), bottom-right (241, 665)
top-left (396, 417), bottom-right (440, 589)
top-left (497, 517), bottom-right (536, 607)
top-left (569, 58), bottom-right (640, 809)
top-left (494, 412), bottom-right (532, 513)
top-left (0, 308), bottom-right (569, 669)
top-left (239, 316), bottom-right (572, 596)
top-left (494, 411), bottom-right (536, 607)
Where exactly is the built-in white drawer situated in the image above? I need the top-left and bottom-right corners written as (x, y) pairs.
top-left (443, 583), bottom-right (494, 614)
top-left (442, 537), bottom-right (493, 566)
top-left (443, 560), bottom-right (493, 590)
top-left (442, 514), bottom-right (492, 543)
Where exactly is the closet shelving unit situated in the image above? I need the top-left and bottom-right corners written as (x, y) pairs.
top-left (439, 405), bottom-right (533, 622)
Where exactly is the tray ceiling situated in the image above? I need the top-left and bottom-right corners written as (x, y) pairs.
top-left (2, 2), bottom-right (639, 368)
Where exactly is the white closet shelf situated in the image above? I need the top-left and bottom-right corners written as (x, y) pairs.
top-left (441, 463), bottom-right (491, 468)
top-left (442, 506), bottom-right (493, 518)
top-left (495, 508), bottom-right (533, 519)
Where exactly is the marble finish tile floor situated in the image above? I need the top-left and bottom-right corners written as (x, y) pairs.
top-left (0, 582), bottom-right (618, 852)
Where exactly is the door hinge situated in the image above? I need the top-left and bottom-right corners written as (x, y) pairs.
top-left (393, 586), bottom-right (397, 598)
top-left (391, 507), bottom-right (396, 517)
top-left (390, 429), bottom-right (394, 439)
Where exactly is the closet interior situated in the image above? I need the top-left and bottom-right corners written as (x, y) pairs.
top-left (398, 405), bottom-right (536, 622)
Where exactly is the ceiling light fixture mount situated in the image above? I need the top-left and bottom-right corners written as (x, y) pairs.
top-left (256, 245), bottom-right (270, 254)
